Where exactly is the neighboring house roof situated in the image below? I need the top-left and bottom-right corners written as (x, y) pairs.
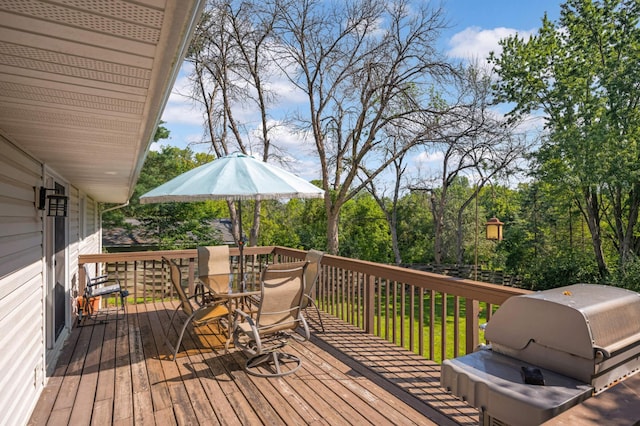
top-left (102, 219), bottom-right (156, 248)
top-left (0, 1), bottom-right (206, 203)
top-left (103, 218), bottom-right (235, 248)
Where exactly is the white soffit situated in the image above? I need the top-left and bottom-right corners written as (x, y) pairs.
top-left (0, 0), bottom-right (204, 203)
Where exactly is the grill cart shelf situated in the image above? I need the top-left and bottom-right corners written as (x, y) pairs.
top-left (441, 284), bottom-right (640, 425)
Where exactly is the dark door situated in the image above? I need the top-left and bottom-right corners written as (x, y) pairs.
top-left (53, 182), bottom-right (66, 340)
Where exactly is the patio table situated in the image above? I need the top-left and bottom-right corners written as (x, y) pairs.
top-left (198, 275), bottom-right (260, 338)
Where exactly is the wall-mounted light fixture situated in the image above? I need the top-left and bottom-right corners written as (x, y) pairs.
top-left (37, 186), bottom-right (69, 217)
top-left (485, 217), bottom-right (504, 241)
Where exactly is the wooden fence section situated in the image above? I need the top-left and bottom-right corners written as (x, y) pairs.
top-left (79, 246), bottom-right (529, 362)
top-left (407, 264), bottom-right (524, 287)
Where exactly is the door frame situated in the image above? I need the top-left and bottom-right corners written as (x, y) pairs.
top-left (43, 171), bottom-right (70, 371)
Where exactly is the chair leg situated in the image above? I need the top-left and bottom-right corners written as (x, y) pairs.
top-left (305, 299), bottom-right (324, 332)
top-left (165, 308), bottom-right (197, 361)
top-left (313, 302), bottom-right (324, 332)
top-left (245, 351), bottom-right (302, 377)
top-left (164, 306), bottom-right (181, 360)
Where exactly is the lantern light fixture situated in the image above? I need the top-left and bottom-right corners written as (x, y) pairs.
top-left (37, 186), bottom-right (69, 217)
top-left (485, 217), bottom-right (504, 241)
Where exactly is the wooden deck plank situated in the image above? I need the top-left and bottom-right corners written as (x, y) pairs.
top-left (157, 300), bottom-right (264, 426)
top-left (146, 302), bottom-right (199, 423)
top-left (69, 321), bottom-right (106, 425)
top-left (310, 315), bottom-right (476, 426)
top-left (93, 310), bottom-right (118, 424)
top-left (162, 301), bottom-right (240, 425)
top-left (128, 305), bottom-right (157, 426)
top-left (91, 399), bottom-right (113, 426)
top-left (28, 325), bottom-right (82, 425)
top-left (30, 301), bottom-right (480, 426)
top-left (136, 303), bottom-right (174, 414)
top-left (113, 313), bottom-right (134, 424)
top-left (291, 341), bottom-right (429, 425)
top-left (228, 350), bottom-right (322, 425)
top-left (207, 346), bottom-right (284, 425)
top-left (47, 324), bottom-right (96, 423)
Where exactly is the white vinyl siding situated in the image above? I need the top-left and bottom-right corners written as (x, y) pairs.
top-left (0, 135), bottom-right (104, 426)
top-left (0, 134), bottom-right (46, 426)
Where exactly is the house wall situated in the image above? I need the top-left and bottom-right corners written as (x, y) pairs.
top-left (0, 134), bottom-right (102, 425)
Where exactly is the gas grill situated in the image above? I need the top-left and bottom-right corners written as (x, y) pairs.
top-left (441, 284), bottom-right (640, 425)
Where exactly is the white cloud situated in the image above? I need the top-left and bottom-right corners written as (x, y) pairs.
top-left (161, 71), bottom-right (203, 126)
top-left (414, 150), bottom-right (444, 165)
top-left (447, 26), bottom-right (536, 62)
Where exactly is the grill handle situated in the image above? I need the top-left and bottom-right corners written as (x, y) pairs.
top-left (594, 347), bottom-right (610, 363)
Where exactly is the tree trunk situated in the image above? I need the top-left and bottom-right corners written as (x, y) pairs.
top-left (431, 192), bottom-right (446, 265)
top-left (390, 223), bottom-right (402, 265)
top-left (615, 183), bottom-right (640, 265)
top-left (455, 207), bottom-right (465, 265)
top-left (581, 187), bottom-right (608, 278)
top-left (326, 208), bottom-right (340, 255)
top-left (249, 200), bottom-right (261, 246)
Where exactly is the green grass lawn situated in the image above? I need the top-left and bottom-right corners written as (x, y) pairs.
top-left (329, 291), bottom-right (494, 363)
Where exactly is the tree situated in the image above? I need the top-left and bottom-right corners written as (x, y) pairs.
top-left (364, 145), bottom-right (408, 265)
top-left (490, 0), bottom-right (640, 277)
top-left (104, 145), bottom-right (224, 249)
top-left (396, 191), bottom-right (434, 264)
top-left (273, 0), bottom-right (455, 254)
top-left (187, 0), bottom-right (280, 247)
top-left (411, 65), bottom-right (528, 264)
top-left (339, 193), bottom-right (393, 263)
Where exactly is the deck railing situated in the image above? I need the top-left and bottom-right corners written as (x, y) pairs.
top-left (79, 246), bottom-right (530, 362)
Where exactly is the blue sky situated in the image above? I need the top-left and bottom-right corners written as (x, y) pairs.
top-left (158, 0), bottom-right (562, 179)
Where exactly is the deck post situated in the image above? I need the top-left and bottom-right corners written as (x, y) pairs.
top-left (465, 298), bottom-right (479, 354)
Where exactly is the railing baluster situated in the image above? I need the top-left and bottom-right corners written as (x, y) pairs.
top-left (376, 278), bottom-right (382, 337)
top-left (419, 287), bottom-right (424, 357)
top-left (453, 295), bottom-right (460, 358)
top-left (385, 279), bottom-right (390, 341)
top-left (344, 268), bottom-right (349, 323)
top-left (331, 266), bottom-right (337, 317)
top-left (400, 281), bottom-right (406, 348)
top-left (441, 292), bottom-right (447, 361)
top-left (429, 289), bottom-right (435, 360)
top-left (409, 284), bottom-right (415, 353)
top-left (392, 280), bottom-right (398, 345)
top-left (364, 274), bottom-right (374, 334)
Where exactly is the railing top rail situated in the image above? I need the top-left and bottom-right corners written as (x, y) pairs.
top-left (80, 246), bottom-right (530, 305)
top-left (273, 247), bottom-right (530, 305)
top-left (79, 246), bottom-right (277, 264)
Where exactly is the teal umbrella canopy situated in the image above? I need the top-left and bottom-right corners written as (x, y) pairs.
top-left (139, 153), bottom-right (324, 285)
top-left (139, 152), bottom-right (324, 203)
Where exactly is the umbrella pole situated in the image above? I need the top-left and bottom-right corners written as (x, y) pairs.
top-left (237, 200), bottom-right (245, 291)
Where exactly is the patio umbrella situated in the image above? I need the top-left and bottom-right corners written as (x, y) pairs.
top-left (139, 153), bottom-right (324, 285)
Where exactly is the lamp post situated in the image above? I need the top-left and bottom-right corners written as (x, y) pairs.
top-left (473, 184), bottom-right (504, 280)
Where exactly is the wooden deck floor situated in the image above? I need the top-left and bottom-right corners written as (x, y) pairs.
top-left (28, 301), bottom-right (477, 426)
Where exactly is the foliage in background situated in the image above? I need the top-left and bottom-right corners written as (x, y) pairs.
top-left (339, 194), bottom-right (393, 263)
top-left (103, 138), bottom-right (224, 249)
top-left (107, 140), bottom-right (640, 290)
top-left (103, 0), bottom-right (640, 291)
top-left (490, 0), bottom-right (640, 278)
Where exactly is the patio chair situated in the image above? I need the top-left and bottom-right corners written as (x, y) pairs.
top-left (79, 264), bottom-right (128, 324)
top-left (163, 256), bottom-right (230, 360)
top-left (301, 249), bottom-right (325, 331)
top-left (195, 245), bottom-right (231, 304)
top-left (228, 260), bottom-right (310, 377)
